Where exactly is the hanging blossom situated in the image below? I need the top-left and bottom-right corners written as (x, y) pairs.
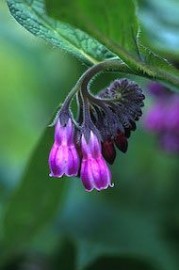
top-left (144, 82), bottom-right (179, 154)
top-left (48, 61), bottom-right (145, 191)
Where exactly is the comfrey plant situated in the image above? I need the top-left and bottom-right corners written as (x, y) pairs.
top-left (144, 82), bottom-right (179, 154)
top-left (6, 0), bottom-right (179, 192)
top-left (49, 61), bottom-right (145, 191)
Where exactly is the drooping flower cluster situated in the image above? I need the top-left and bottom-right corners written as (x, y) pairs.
top-left (144, 82), bottom-right (179, 153)
top-left (49, 78), bottom-right (145, 191)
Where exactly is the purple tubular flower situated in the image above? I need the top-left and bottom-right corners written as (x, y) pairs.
top-left (80, 131), bottom-right (113, 192)
top-left (49, 118), bottom-right (80, 177)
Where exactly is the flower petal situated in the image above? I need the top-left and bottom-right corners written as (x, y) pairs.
top-left (65, 145), bottom-right (80, 176)
top-left (80, 156), bottom-right (112, 192)
top-left (49, 143), bottom-right (66, 177)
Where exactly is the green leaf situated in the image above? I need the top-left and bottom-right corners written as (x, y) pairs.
top-left (1, 128), bottom-right (68, 264)
top-left (7, 0), bottom-right (179, 89)
top-left (46, 0), bottom-right (140, 58)
top-left (45, 0), bottom-right (179, 89)
top-left (60, 198), bottom-right (178, 270)
top-left (7, 0), bottom-right (116, 66)
top-left (139, 45), bottom-right (179, 90)
top-left (45, 0), bottom-right (142, 68)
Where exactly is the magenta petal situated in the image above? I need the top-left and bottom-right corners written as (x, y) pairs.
top-left (95, 158), bottom-right (112, 190)
top-left (49, 144), bottom-right (80, 178)
top-left (80, 159), bottom-right (94, 191)
top-left (49, 143), bottom-right (80, 178)
top-left (89, 131), bottom-right (102, 157)
top-left (65, 145), bottom-right (80, 176)
top-left (49, 117), bottom-right (80, 178)
top-left (55, 118), bottom-right (74, 145)
top-left (80, 131), bottom-right (113, 191)
top-left (55, 120), bottom-right (66, 145)
top-left (48, 143), bottom-right (65, 177)
top-left (64, 118), bottom-right (74, 144)
top-left (80, 156), bottom-right (113, 192)
top-left (81, 131), bottom-right (101, 158)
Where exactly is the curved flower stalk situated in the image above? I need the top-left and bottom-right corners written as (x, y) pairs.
top-left (48, 61), bottom-right (145, 191)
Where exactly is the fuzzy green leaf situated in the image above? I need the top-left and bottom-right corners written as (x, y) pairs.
top-left (7, 0), bottom-right (116, 66)
top-left (46, 0), bottom-right (140, 58)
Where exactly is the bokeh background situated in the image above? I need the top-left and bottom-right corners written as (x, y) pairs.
top-left (0, 0), bottom-right (179, 269)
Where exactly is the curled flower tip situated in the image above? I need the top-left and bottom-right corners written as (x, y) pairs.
top-left (80, 131), bottom-right (113, 192)
top-left (49, 118), bottom-right (80, 178)
top-left (97, 78), bottom-right (145, 148)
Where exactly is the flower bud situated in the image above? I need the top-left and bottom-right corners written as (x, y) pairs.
top-left (102, 139), bottom-right (116, 164)
top-left (115, 132), bottom-right (128, 153)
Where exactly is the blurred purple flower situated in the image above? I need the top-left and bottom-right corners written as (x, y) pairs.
top-left (144, 103), bottom-right (166, 132)
top-left (160, 132), bottom-right (179, 153)
top-left (144, 82), bottom-right (179, 154)
top-left (148, 82), bottom-right (170, 97)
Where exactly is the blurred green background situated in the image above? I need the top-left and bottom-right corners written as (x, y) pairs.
top-left (0, 1), bottom-right (179, 270)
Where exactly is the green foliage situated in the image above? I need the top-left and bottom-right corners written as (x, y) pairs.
top-left (1, 129), bottom-right (68, 263)
top-left (7, 0), bottom-right (179, 90)
top-left (45, 0), bottom-right (179, 89)
top-left (46, 0), bottom-right (139, 57)
top-left (7, 0), bottom-right (116, 66)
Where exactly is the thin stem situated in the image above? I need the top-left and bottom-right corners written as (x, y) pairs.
top-left (50, 60), bottom-right (130, 126)
top-left (81, 94), bottom-right (91, 126)
top-left (61, 59), bottom-right (131, 110)
top-left (79, 59), bottom-right (131, 114)
top-left (76, 91), bottom-right (83, 125)
top-left (86, 93), bottom-right (112, 115)
top-left (80, 60), bottom-right (131, 97)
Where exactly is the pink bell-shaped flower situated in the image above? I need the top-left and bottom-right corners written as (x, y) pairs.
top-left (80, 131), bottom-right (113, 192)
top-left (49, 118), bottom-right (80, 177)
